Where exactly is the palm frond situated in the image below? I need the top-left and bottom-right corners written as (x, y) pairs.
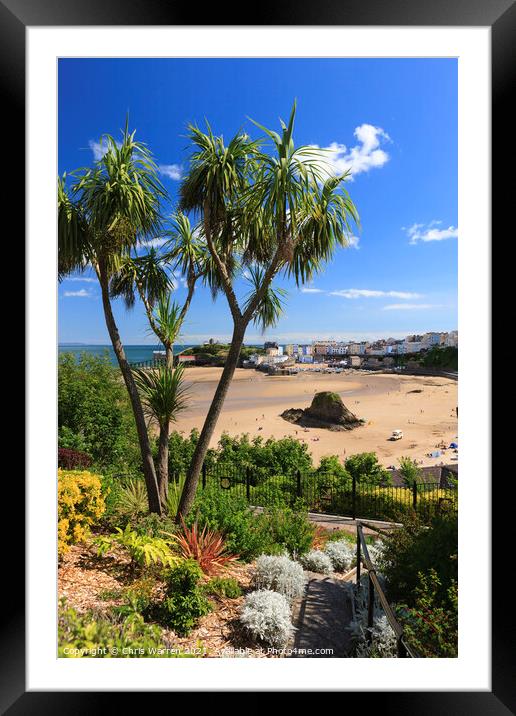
top-left (69, 124), bottom-right (168, 264)
top-left (58, 175), bottom-right (93, 279)
top-left (243, 266), bottom-right (288, 333)
top-left (132, 364), bottom-right (190, 428)
top-left (152, 295), bottom-right (184, 345)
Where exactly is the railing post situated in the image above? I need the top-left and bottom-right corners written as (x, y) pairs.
top-left (246, 466), bottom-right (251, 502)
top-left (367, 572), bottom-right (374, 641)
top-left (352, 473), bottom-right (357, 520)
top-left (356, 525), bottom-right (361, 587)
top-left (397, 636), bottom-right (406, 658)
top-left (412, 481), bottom-right (418, 511)
top-left (202, 462), bottom-right (206, 490)
top-left (296, 469), bottom-right (302, 499)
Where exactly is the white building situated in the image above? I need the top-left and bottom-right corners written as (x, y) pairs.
top-left (327, 343), bottom-right (348, 356)
top-left (445, 331), bottom-right (458, 348)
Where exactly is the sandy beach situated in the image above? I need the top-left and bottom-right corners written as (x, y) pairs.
top-left (170, 367), bottom-right (458, 468)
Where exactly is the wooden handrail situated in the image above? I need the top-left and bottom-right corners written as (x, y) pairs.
top-left (356, 521), bottom-right (419, 658)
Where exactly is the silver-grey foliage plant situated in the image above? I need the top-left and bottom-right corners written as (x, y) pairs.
top-left (300, 550), bottom-right (334, 574)
top-left (253, 555), bottom-right (307, 602)
top-left (239, 590), bottom-right (294, 648)
top-left (349, 614), bottom-right (398, 658)
top-left (324, 539), bottom-right (354, 572)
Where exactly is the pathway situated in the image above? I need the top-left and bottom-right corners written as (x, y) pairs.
top-left (306, 511), bottom-right (401, 536)
top-left (288, 572), bottom-right (355, 658)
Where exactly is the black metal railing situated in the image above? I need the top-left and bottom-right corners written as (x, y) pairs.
top-left (129, 359), bottom-right (157, 370)
top-left (196, 465), bottom-right (457, 524)
top-left (355, 521), bottom-right (419, 658)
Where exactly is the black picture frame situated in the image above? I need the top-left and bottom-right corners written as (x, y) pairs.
top-left (7, 0), bottom-right (506, 709)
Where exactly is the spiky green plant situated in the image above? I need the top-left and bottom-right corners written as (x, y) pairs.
top-left (133, 364), bottom-right (190, 508)
top-left (115, 479), bottom-right (149, 518)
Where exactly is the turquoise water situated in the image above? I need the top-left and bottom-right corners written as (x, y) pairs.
top-left (58, 344), bottom-right (194, 366)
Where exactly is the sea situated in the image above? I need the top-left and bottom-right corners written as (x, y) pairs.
top-left (58, 344), bottom-right (196, 366)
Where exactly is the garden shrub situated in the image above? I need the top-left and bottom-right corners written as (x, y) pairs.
top-left (367, 540), bottom-right (385, 565)
top-left (255, 506), bottom-right (315, 558)
top-left (131, 513), bottom-right (178, 538)
top-left (58, 352), bottom-right (140, 469)
top-left (350, 614), bottom-right (398, 658)
top-left (58, 446), bottom-right (93, 470)
top-left (396, 570), bottom-right (458, 658)
top-left (314, 455), bottom-right (350, 485)
top-left (58, 425), bottom-right (89, 453)
top-left (95, 525), bottom-right (178, 569)
top-left (188, 487), bottom-right (273, 561)
top-left (345, 452), bottom-right (391, 486)
top-left (379, 512), bottom-right (458, 608)
top-left (161, 560), bottom-right (212, 636)
top-left (324, 539), bottom-right (354, 572)
top-left (111, 576), bottom-right (159, 618)
top-left (58, 469), bottom-right (105, 558)
top-left (204, 577), bottom-right (242, 599)
top-left (240, 590), bottom-right (294, 648)
top-left (168, 430), bottom-right (313, 480)
top-left (58, 599), bottom-right (190, 658)
top-left (253, 555), bottom-right (307, 602)
top-left (300, 550), bottom-right (334, 574)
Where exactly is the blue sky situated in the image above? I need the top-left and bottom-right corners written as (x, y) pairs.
top-left (58, 58), bottom-right (457, 345)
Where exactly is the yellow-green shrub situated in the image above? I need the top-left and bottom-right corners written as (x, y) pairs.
top-left (58, 469), bottom-right (105, 557)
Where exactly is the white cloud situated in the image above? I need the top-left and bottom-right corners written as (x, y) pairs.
top-left (347, 235), bottom-right (360, 249)
top-left (404, 221), bottom-right (458, 245)
top-left (330, 289), bottom-right (422, 300)
top-left (89, 138), bottom-right (121, 161)
top-left (310, 124), bottom-right (390, 181)
top-left (141, 237), bottom-right (168, 249)
top-left (172, 272), bottom-right (188, 288)
top-left (66, 277), bottom-right (97, 283)
top-left (63, 289), bottom-right (92, 298)
top-left (382, 303), bottom-right (440, 311)
top-left (300, 287), bottom-right (324, 294)
top-left (158, 164), bottom-right (183, 181)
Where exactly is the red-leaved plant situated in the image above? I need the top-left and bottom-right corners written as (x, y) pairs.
top-left (167, 518), bottom-right (238, 575)
top-left (58, 447), bottom-right (93, 470)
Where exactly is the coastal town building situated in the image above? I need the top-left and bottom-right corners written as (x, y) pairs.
top-left (445, 330), bottom-right (458, 347)
top-left (277, 331), bottom-right (457, 365)
top-left (348, 342), bottom-right (368, 355)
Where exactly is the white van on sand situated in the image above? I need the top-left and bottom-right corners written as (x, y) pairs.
top-left (390, 429), bottom-right (403, 441)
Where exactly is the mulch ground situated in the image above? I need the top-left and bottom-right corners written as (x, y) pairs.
top-left (58, 541), bottom-right (279, 658)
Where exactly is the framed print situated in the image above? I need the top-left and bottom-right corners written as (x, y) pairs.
top-left (5, 0), bottom-right (509, 708)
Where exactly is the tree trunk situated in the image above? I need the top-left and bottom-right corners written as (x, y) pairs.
top-left (157, 424), bottom-right (169, 508)
top-left (176, 321), bottom-right (246, 519)
top-left (165, 344), bottom-right (173, 370)
top-left (97, 262), bottom-right (162, 515)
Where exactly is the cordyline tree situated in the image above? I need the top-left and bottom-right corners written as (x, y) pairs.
top-left (110, 211), bottom-right (206, 368)
top-left (109, 212), bottom-right (205, 503)
top-left (176, 101), bottom-right (359, 518)
top-left (58, 123), bottom-right (167, 515)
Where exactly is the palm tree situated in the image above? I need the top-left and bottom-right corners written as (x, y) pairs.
top-left (176, 102), bottom-right (359, 518)
top-left (108, 211), bottom-right (206, 507)
top-left (58, 123), bottom-right (166, 515)
top-left (110, 211), bottom-right (205, 368)
top-left (133, 364), bottom-right (190, 505)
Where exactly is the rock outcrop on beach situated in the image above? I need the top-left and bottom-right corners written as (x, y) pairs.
top-left (281, 391), bottom-right (363, 431)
